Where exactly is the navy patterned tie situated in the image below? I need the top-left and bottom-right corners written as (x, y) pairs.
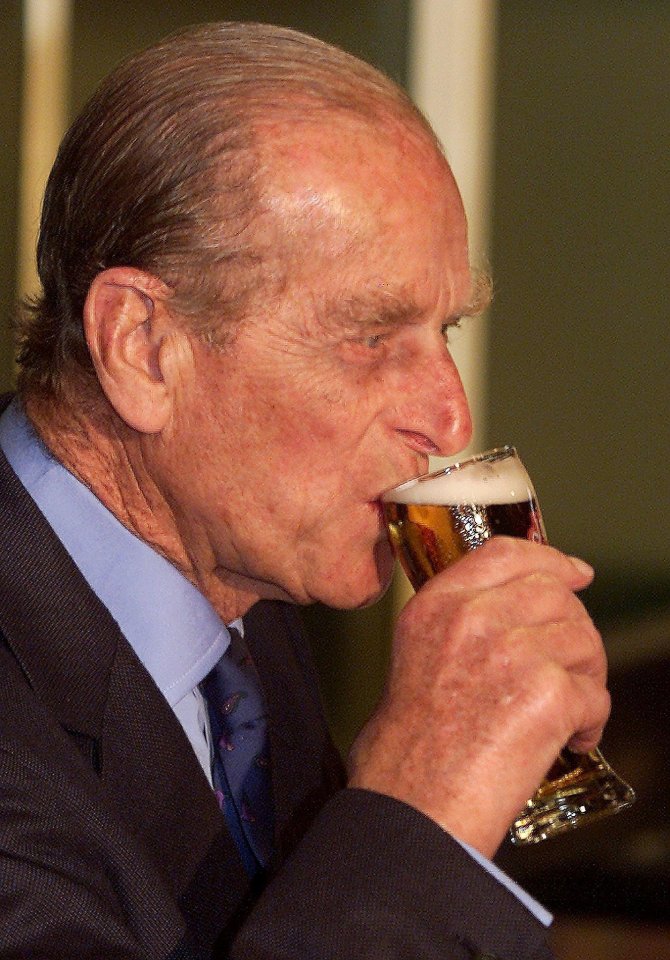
top-left (200, 627), bottom-right (274, 875)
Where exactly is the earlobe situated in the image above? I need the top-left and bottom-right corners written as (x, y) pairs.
top-left (83, 267), bottom-right (178, 433)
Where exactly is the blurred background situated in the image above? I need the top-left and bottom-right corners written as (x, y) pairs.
top-left (1, 1), bottom-right (668, 955)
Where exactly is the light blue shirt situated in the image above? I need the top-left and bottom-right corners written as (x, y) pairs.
top-left (0, 397), bottom-right (231, 781)
top-left (0, 397), bottom-right (551, 926)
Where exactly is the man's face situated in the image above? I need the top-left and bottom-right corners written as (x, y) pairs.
top-left (160, 115), bottom-right (474, 610)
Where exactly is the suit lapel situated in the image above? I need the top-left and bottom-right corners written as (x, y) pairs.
top-left (0, 439), bottom-right (115, 740)
top-left (100, 633), bottom-right (252, 948)
top-left (0, 437), bottom-right (252, 946)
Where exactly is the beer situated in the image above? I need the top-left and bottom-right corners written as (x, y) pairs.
top-left (384, 499), bottom-right (545, 591)
top-left (382, 448), bottom-right (546, 590)
top-left (381, 447), bottom-right (635, 843)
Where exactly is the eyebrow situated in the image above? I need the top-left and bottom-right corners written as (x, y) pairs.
top-left (317, 287), bottom-right (422, 334)
top-left (464, 267), bottom-right (493, 317)
top-left (315, 266), bottom-right (493, 336)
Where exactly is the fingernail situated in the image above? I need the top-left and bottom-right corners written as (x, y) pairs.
top-left (569, 556), bottom-right (594, 577)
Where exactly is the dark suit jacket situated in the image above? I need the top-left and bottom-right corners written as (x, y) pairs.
top-left (0, 408), bottom-right (554, 959)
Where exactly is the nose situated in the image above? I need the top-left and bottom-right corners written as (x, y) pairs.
top-left (395, 348), bottom-right (472, 458)
top-left (432, 350), bottom-right (473, 455)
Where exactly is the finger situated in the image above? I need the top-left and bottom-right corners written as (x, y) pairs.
top-left (501, 618), bottom-right (606, 687)
top-left (491, 624), bottom-right (610, 746)
top-left (447, 571), bottom-right (599, 636)
top-left (564, 674), bottom-right (612, 753)
top-left (450, 617), bottom-right (608, 715)
top-left (421, 535), bottom-right (594, 594)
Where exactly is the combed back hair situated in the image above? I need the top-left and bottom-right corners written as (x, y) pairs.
top-left (15, 20), bottom-right (439, 398)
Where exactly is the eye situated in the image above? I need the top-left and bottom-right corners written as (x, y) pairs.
top-left (340, 329), bottom-right (392, 365)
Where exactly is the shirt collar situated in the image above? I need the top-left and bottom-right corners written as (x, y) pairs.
top-left (0, 398), bottom-right (230, 707)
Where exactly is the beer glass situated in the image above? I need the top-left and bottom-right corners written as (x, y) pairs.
top-left (381, 446), bottom-right (635, 844)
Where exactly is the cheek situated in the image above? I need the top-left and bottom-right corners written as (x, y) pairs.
top-left (258, 386), bottom-right (356, 467)
top-left (280, 411), bottom-right (337, 452)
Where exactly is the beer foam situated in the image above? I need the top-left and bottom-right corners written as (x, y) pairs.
top-left (383, 454), bottom-right (533, 506)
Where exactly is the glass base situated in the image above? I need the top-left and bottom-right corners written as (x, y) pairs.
top-left (510, 748), bottom-right (636, 845)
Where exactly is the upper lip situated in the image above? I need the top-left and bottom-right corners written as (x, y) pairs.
top-left (396, 430), bottom-right (439, 455)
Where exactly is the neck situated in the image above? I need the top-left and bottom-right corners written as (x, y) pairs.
top-left (22, 387), bottom-right (262, 623)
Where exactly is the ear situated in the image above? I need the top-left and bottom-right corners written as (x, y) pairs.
top-left (83, 267), bottom-right (186, 433)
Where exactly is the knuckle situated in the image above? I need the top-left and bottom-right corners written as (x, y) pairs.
top-left (524, 570), bottom-right (561, 594)
top-left (480, 534), bottom-right (517, 557)
top-left (571, 617), bottom-right (607, 672)
top-left (599, 685), bottom-right (612, 721)
top-left (539, 660), bottom-right (573, 710)
top-left (447, 594), bottom-right (486, 637)
top-left (482, 534), bottom-right (536, 564)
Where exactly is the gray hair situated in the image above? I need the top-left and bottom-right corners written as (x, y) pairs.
top-left (15, 21), bottom-right (437, 397)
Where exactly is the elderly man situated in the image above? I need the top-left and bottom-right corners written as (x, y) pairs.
top-left (0, 21), bottom-right (607, 960)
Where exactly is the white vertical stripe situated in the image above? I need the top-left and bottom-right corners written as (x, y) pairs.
top-left (18, 0), bottom-right (72, 300)
top-left (408, 0), bottom-right (497, 458)
top-left (392, 1), bottom-right (497, 612)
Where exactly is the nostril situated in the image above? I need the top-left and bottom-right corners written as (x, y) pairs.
top-left (396, 430), bottom-right (440, 454)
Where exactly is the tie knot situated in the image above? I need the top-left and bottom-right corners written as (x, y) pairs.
top-left (204, 629), bottom-right (267, 731)
top-left (226, 625), bottom-right (253, 669)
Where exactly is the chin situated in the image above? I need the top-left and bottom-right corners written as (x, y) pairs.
top-left (320, 540), bottom-right (396, 610)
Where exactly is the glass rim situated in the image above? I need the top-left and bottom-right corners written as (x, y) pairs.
top-left (381, 445), bottom-right (518, 500)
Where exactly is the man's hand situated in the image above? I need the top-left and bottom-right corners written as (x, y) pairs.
top-left (347, 536), bottom-right (609, 857)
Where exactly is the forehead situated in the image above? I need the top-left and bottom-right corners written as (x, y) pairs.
top-left (257, 111), bottom-right (459, 229)
top-left (254, 113), bottom-right (472, 319)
